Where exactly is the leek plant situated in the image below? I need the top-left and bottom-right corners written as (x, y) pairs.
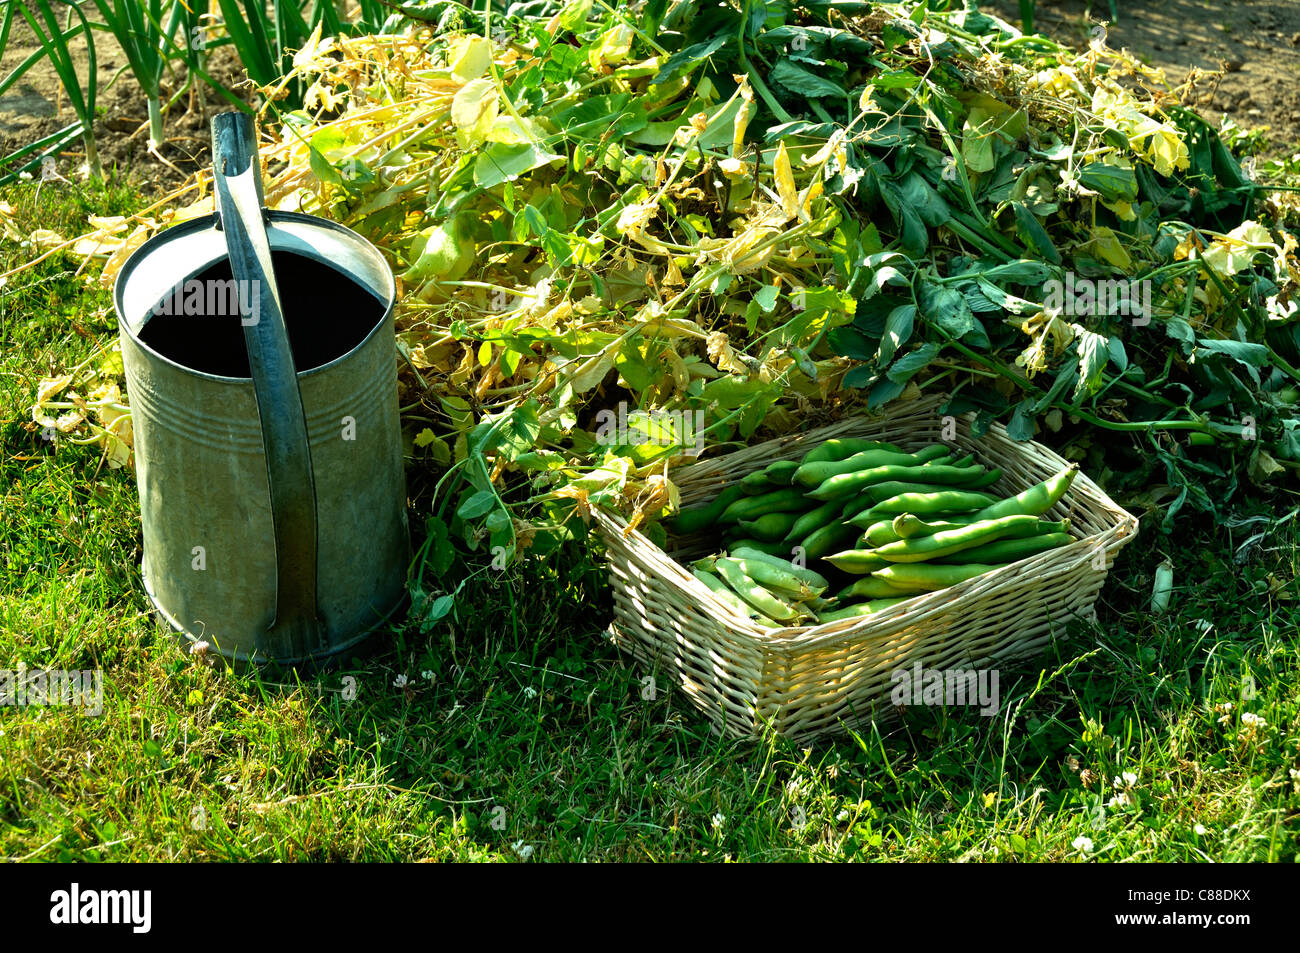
top-left (87, 0), bottom-right (174, 146)
top-left (2, 1), bottom-right (102, 179)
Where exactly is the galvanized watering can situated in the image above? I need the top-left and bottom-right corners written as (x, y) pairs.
top-left (114, 112), bottom-right (408, 666)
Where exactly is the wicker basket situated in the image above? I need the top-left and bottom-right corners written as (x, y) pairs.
top-left (592, 392), bottom-right (1140, 741)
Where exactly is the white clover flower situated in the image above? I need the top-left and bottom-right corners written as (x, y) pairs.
top-left (523, 686), bottom-right (538, 700)
top-left (836, 810), bottom-right (849, 823)
top-left (511, 840), bottom-right (534, 860)
top-left (1120, 771), bottom-right (1138, 788)
top-left (421, 670), bottom-right (434, 681)
top-left (711, 812), bottom-right (726, 831)
top-left (1194, 823), bottom-right (1208, 836)
top-left (785, 778), bottom-right (805, 798)
top-left (393, 674), bottom-right (409, 688)
top-left (1241, 712), bottom-right (1265, 728)
top-left (1107, 792), bottom-right (1131, 809)
top-left (1072, 835), bottom-right (1093, 853)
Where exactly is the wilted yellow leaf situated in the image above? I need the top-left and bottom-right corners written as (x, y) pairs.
top-left (589, 23), bottom-right (634, 68)
top-left (448, 36), bottom-right (492, 82)
top-left (29, 229), bottom-right (66, 251)
top-left (36, 375), bottom-right (71, 405)
top-left (1080, 226), bottom-right (1132, 270)
top-left (451, 77), bottom-right (499, 149)
top-left (773, 142), bottom-right (798, 220)
top-left (1199, 221), bottom-right (1276, 278)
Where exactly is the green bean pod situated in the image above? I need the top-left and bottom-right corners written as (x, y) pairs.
top-left (740, 469), bottom-right (776, 494)
top-left (724, 537), bottom-right (789, 557)
top-left (719, 556), bottom-right (820, 600)
top-left (866, 511), bottom-right (1068, 546)
top-left (718, 486), bottom-right (807, 524)
top-left (693, 569), bottom-right (780, 627)
top-left (738, 510), bottom-right (804, 542)
top-left (729, 547), bottom-right (830, 590)
top-left (837, 577), bottom-right (926, 599)
top-left (960, 467), bottom-right (1004, 489)
top-left (785, 499), bottom-right (845, 542)
top-left (712, 556), bottom-right (802, 621)
top-left (932, 531), bottom-right (1074, 565)
top-left (852, 489), bottom-right (1000, 526)
top-left (891, 513), bottom-right (928, 538)
top-left (871, 515), bottom-right (1044, 563)
top-left (815, 598), bottom-right (911, 623)
top-left (823, 549), bottom-right (891, 574)
top-left (862, 519), bottom-right (905, 547)
top-left (793, 445), bottom-right (947, 488)
top-left (810, 464), bottom-right (992, 501)
top-left (839, 483), bottom-right (964, 525)
top-left (799, 437), bottom-right (905, 464)
top-left (741, 460), bottom-right (800, 492)
top-left (871, 562), bottom-right (999, 591)
top-left (668, 485), bottom-right (745, 535)
top-left (971, 464), bottom-right (1079, 520)
top-left (799, 521), bottom-right (860, 560)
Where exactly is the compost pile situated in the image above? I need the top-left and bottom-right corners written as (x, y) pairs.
top-left (28, 0), bottom-right (1300, 616)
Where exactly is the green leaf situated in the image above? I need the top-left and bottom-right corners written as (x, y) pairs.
top-left (1011, 202), bottom-right (1061, 264)
top-left (474, 142), bottom-right (564, 189)
top-left (1074, 330), bottom-right (1110, 399)
top-left (1079, 161), bottom-right (1139, 203)
top-left (887, 342), bottom-right (942, 384)
top-left (424, 517), bottom-right (456, 577)
top-left (827, 325), bottom-right (876, 361)
top-left (470, 400), bottom-right (542, 460)
top-left (423, 594), bottom-right (455, 625)
top-left (877, 304), bottom-right (915, 365)
top-left (457, 489), bottom-right (497, 520)
top-left (650, 36), bottom-right (729, 85)
top-left (1196, 338), bottom-right (1270, 387)
top-left (1165, 317), bottom-right (1197, 350)
top-left (898, 172), bottom-right (951, 227)
top-left (867, 375), bottom-right (908, 407)
top-left (1106, 336), bottom-right (1128, 375)
top-left (1031, 362), bottom-right (1078, 413)
top-left (754, 284), bottom-right (780, 312)
top-left (769, 59), bottom-right (846, 99)
top-left (1006, 399), bottom-right (1037, 441)
top-left (309, 145), bottom-right (341, 185)
top-left (981, 259), bottom-right (1058, 285)
top-left (919, 280), bottom-right (988, 347)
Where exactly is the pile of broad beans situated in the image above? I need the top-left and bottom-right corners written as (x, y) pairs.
top-left (673, 440), bottom-right (1079, 627)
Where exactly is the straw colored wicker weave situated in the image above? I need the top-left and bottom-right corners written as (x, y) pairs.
top-left (593, 393), bottom-right (1140, 741)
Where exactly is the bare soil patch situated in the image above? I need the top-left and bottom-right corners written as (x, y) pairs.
top-left (988, 0), bottom-right (1300, 157)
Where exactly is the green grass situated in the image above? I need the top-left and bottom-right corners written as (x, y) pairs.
top-left (2, 179), bottom-right (1298, 862)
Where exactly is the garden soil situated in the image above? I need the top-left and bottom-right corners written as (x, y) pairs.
top-left (0, 17), bottom-right (250, 196)
top-left (3, 1), bottom-right (1300, 196)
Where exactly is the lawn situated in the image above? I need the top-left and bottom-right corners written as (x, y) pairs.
top-left (2, 177), bottom-right (1298, 862)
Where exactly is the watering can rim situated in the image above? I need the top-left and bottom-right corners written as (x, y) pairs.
top-left (112, 208), bottom-right (397, 386)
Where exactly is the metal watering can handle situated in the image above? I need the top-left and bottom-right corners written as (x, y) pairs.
top-left (211, 112), bottom-right (325, 661)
